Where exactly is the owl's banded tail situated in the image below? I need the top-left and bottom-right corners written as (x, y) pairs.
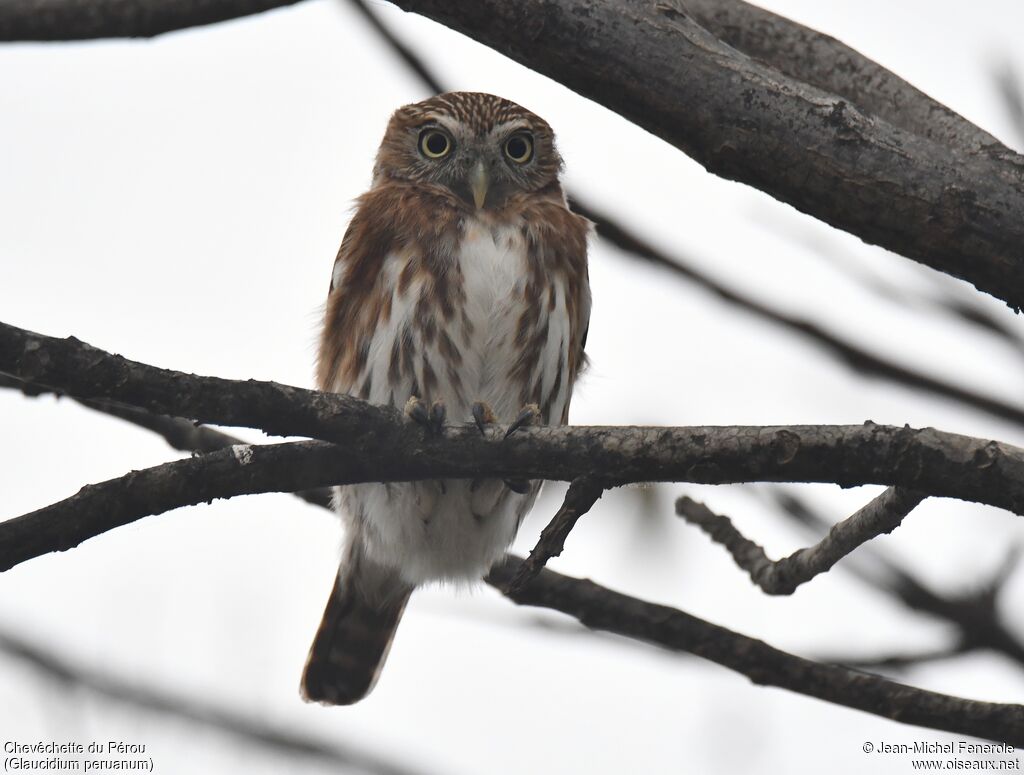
top-left (301, 552), bottom-right (412, 706)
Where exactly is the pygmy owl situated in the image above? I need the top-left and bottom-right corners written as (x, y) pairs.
top-left (302, 92), bottom-right (591, 704)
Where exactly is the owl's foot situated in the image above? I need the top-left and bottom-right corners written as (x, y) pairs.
top-left (504, 478), bottom-right (532, 495)
top-left (405, 396), bottom-right (446, 435)
top-left (503, 403), bottom-right (540, 493)
top-left (504, 403), bottom-right (541, 439)
top-left (471, 401), bottom-right (497, 436)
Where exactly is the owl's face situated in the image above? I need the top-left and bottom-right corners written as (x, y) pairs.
top-left (373, 92), bottom-right (563, 211)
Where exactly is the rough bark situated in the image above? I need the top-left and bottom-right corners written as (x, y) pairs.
top-left (681, 0), bottom-right (1003, 153)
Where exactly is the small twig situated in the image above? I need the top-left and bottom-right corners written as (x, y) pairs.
top-left (677, 487), bottom-right (926, 595)
top-left (0, 0), bottom-right (307, 41)
top-left (764, 486), bottom-right (1024, 668)
top-left (816, 644), bottom-right (974, 672)
top-left (994, 61), bottom-right (1024, 150)
top-left (509, 477), bottom-right (605, 592)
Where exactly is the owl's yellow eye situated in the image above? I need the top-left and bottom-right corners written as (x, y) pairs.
top-left (419, 129), bottom-right (452, 159)
top-left (504, 133), bottom-right (533, 163)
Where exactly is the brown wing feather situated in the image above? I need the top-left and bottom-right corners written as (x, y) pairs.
top-left (317, 183), bottom-right (462, 393)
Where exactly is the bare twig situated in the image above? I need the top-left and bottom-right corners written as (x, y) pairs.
top-left (815, 645), bottom-right (974, 672)
top-left (510, 476), bottom-right (605, 592)
top-left (677, 488), bottom-right (926, 594)
top-left (487, 556), bottom-right (1024, 745)
top-left (764, 488), bottom-right (1024, 667)
top-left (0, 0), bottom-right (306, 40)
top-left (994, 62), bottom-right (1024, 149)
top-left (0, 627), bottom-right (429, 775)
top-left (347, 0), bottom-right (443, 94)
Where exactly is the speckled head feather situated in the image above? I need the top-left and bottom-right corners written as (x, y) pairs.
top-left (372, 91), bottom-right (564, 202)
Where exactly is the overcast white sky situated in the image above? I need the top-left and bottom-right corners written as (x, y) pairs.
top-left (2, 1), bottom-right (1024, 773)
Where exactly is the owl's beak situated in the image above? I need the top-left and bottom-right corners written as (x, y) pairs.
top-left (468, 160), bottom-right (489, 210)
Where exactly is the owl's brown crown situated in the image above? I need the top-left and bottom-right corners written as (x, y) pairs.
top-left (392, 91), bottom-right (552, 136)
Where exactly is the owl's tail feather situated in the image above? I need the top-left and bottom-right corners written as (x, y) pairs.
top-left (300, 555), bottom-right (412, 706)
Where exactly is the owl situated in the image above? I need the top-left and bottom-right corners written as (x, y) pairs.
top-left (301, 92), bottom-right (591, 705)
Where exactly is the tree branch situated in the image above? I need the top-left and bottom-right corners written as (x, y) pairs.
top-left (509, 476), bottom-right (605, 592)
top-left (681, 0), bottom-right (1003, 154)
top-left (677, 487), bottom-right (926, 594)
top-left (6, 415), bottom-right (1022, 573)
top-left (386, 0), bottom-right (1024, 310)
top-left (6, 322), bottom-right (1024, 575)
top-left (487, 556), bottom-right (1024, 746)
top-left (0, 0), bottom-right (305, 40)
top-left (765, 488), bottom-right (1024, 668)
top-left (8, 370), bottom-right (1021, 745)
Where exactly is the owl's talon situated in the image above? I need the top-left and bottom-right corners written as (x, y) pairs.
top-left (429, 399), bottom-right (447, 435)
top-left (404, 396), bottom-right (431, 429)
top-left (504, 403), bottom-right (541, 439)
top-left (471, 401), bottom-right (497, 436)
top-left (504, 478), bottom-right (531, 494)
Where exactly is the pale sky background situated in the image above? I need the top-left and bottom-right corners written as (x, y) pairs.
top-left (2, 1), bottom-right (1024, 773)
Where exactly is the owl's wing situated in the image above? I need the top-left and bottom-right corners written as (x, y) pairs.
top-left (317, 193), bottom-right (395, 395)
top-left (317, 184), bottom-right (463, 397)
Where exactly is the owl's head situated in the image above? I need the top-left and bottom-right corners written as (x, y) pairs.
top-left (373, 92), bottom-right (564, 210)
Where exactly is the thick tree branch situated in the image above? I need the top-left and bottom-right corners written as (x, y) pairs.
top-left (0, 0), bottom-right (304, 40)
top-left (681, 0), bottom-right (1003, 154)
top-left (487, 556), bottom-right (1024, 746)
top-left (387, 0), bottom-right (1024, 310)
top-left (6, 324), bottom-right (1024, 577)
top-left (677, 488), bottom-right (926, 594)
top-left (8, 416), bottom-right (1024, 573)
